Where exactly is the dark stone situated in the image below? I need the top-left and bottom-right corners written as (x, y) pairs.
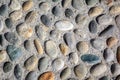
top-left (3, 61), bottom-right (12, 73)
top-left (0, 4), bottom-right (7, 16)
top-left (14, 64), bottom-right (22, 80)
top-left (99, 76), bottom-right (108, 80)
top-left (89, 20), bottom-right (97, 33)
top-left (41, 15), bottom-right (51, 27)
top-left (52, 6), bottom-right (62, 16)
top-left (65, 8), bottom-right (73, 18)
top-left (25, 71), bottom-right (37, 80)
top-left (5, 18), bottom-right (13, 28)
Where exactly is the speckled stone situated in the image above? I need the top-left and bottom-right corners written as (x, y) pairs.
top-left (3, 61), bottom-right (13, 73)
top-left (110, 5), bottom-right (120, 15)
top-left (59, 43), bottom-right (69, 56)
top-left (65, 8), bottom-right (73, 18)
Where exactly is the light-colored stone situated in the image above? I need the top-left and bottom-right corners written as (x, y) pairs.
top-left (62, 0), bottom-right (72, 8)
top-left (22, 0), bottom-right (34, 11)
top-left (39, 2), bottom-right (51, 13)
top-left (9, 0), bottom-right (21, 11)
top-left (69, 52), bottom-right (78, 64)
top-left (110, 5), bottom-right (120, 15)
top-left (0, 20), bottom-right (4, 32)
top-left (0, 50), bottom-right (6, 63)
top-left (59, 43), bottom-right (69, 56)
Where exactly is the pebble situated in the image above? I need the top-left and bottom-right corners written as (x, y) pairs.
top-left (106, 37), bottom-right (118, 48)
top-left (110, 5), bottom-right (120, 15)
top-left (6, 45), bottom-right (22, 61)
top-left (41, 15), bottom-right (51, 27)
top-left (45, 40), bottom-right (58, 58)
top-left (116, 15), bottom-right (120, 30)
top-left (5, 18), bottom-right (13, 28)
top-left (38, 57), bottom-right (50, 72)
top-left (117, 46), bottom-right (120, 64)
top-left (77, 41), bottom-right (89, 54)
top-left (0, 19), bottom-right (4, 32)
top-left (52, 0), bottom-right (59, 2)
top-left (16, 23), bottom-right (33, 38)
top-left (59, 43), bottom-right (69, 56)
top-left (69, 52), bottom-right (78, 64)
top-left (52, 6), bottom-right (62, 16)
top-left (34, 39), bottom-right (43, 55)
top-left (90, 63), bottom-right (107, 77)
top-left (0, 35), bottom-right (3, 46)
top-left (62, 0), bottom-right (72, 8)
top-left (60, 67), bottom-right (71, 80)
top-left (111, 63), bottom-right (120, 76)
top-left (86, 76), bottom-right (95, 80)
top-left (74, 64), bottom-right (87, 80)
top-left (64, 32), bottom-right (76, 49)
top-left (89, 20), bottom-right (97, 33)
top-left (38, 71), bottom-right (54, 80)
top-left (100, 0), bottom-right (113, 6)
top-left (14, 64), bottom-right (22, 80)
top-left (10, 10), bottom-right (23, 21)
top-left (50, 30), bottom-right (61, 39)
top-left (0, 50), bottom-right (7, 63)
top-left (65, 8), bottom-right (73, 18)
top-left (3, 61), bottom-right (13, 73)
top-left (99, 25), bottom-right (114, 37)
top-left (88, 6), bottom-right (103, 17)
top-left (85, 0), bottom-right (99, 6)
top-left (99, 76), bottom-right (108, 80)
top-left (55, 20), bottom-right (74, 31)
top-left (22, 0), bottom-right (33, 11)
top-left (39, 2), bottom-right (51, 13)
top-left (103, 48), bottom-right (114, 62)
top-left (91, 38), bottom-right (105, 50)
top-left (0, 4), bottom-right (8, 16)
top-left (81, 54), bottom-right (100, 64)
top-left (9, 0), bottom-right (21, 11)
top-left (52, 58), bottom-right (64, 71)
top-left (24, 40), bottom-right (33, 51)
top-left (4, 32), bottom-right (18, 44)
top-left (68, 78), bottom-right (78, 80)
top-left (116, 75), bottom-right (120, 80)
top-left (25, 11), bottom-right (37, 23)
top-left (97, 15), bottom-right (112, 25)
top-left (24, 55), bottom-right (38, 71)
top-left (25, 71), bottom-right (37, 80)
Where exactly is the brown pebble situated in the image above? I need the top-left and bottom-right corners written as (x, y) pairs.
top-left (107, 37), bottom-right (118, 48)
top-left (59, 43), bottom-right (69, 56)
top-left (22, 0), bottom-right (33, 11)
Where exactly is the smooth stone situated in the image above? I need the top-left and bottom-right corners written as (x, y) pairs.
top-left (62, 0), bottom-right (72, 8)
top-left (14, 64), bottom-right (22, 80)
top-left (110, 5), bottom-right (120, 15)
top-left (99, 25), bottom-right (114, 37)
top-left (10, 10), bottom-right (23, 21)
top-left (25, 11), bottom-right (37, 24)
top-left (52, 0), bottom-right (59, 2)
top-left (0, 50), bottom-right (7, 63)
top-left (22, 0), bottom-right (34, 11)
top-left (50, 30), bottom-right (61, 39)
top-left (100, 0), bottom-right (113, 6)
top-left (60, 67), bottom-right (71, 80)
top-left (89, 20), bottom-right (97, 33)
top-left (41, 15), bottom-right (51, 27)
top-left (103, 48), bottom-right (114, 62)
top-left (17, 23), bottom-right (33, 38)
top-left (0, 20), bottom-right (4, 32)
top-left (91, 38), bottom-right (105, 50)
top-left (90, 63), bottom-right (107, 77)
top-left (55, 20), bottom-right (74, 31)
top-left (25, 71), bottom-right (37, 80)
top-left (3, 61), bottom-right (13, 73)
top-left (116, 75), bottom-right (120, 80)
top-left (24, 55), bottom-right (38, 71)
top-left (64, 32), bottom-right (75, 49)
top-left (0, 35), bottom-right (3, 46)
top-left (86, 76), bottom-right (95, 80)
top-left (65, 8), bottom-right (73, 18)
top-left (38, 71), bottom-right (54, 80)
top-left (24, 40), bottom-right (33, 51)
top-left (59, 43), bottom-right (69, 56)
top-left (52, 6), bottom-right (62, 16)
top-left (45, 40), bottom-right (58, 58)
top-left (0, 4), bottom-right (8, 16)
top-left (99, 76), bottom-right (108, 80)
top-left (69, 52), bottom-right (78, 64)
top-left (34, 39), bottom-right (43, 55)
top-left (81, 54), bottom-right (100, 64)
top-left (5, 18), bottom-right (13, 28)
top-left (85, 0), bottom-right (99, 6)
top-left (106, 37), bottom-right (118, 48)
top-left (9, 0), bottom-right (21, 11)
top-left (74, 64), bottom-right (87, 80)
top-left (6, 45), bottom-right (22, 61)
top-left (39, 2), bottom-right (51, 13)
top-left (4, 32), bottom-right (18, 44)
top-left (111, 63), bottom-right (120, 76)
top-left (77, 41), bottom-right (89, 53)
top-left (68, 78), bottom-right (78, 80)
top-left (116, 15), bottom-right (120, 30)
top-left (88, 6), bottom-right (103, 17)
top-left (97, 15), bottom-right (112, 25)
top-left (117, 46), bottom-right (120, 64)
top-left (38, 57), bottom-right (50, 72)
top-left (52, 58), bottom-right (64, 71)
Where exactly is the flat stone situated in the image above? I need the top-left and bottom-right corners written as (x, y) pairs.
top-left (0, 19), bottom-right (4, 32)
top-left (74, 64), bottom-right (87, 80)
top-left (62, 0), bottom-right (72, 8)
top-left (111, 63), bottom-right (120, 76)
top-left (52, 58), bottom-right (64, 71)
top-left (59, 43), bottom-right (69, 56)
top-left (0, 50), bottom-right (7, 63)
top-left (65, 8), bottom-right (73, 18)
top-left (90, 63), bottom-right (107, 77)
top-left (3, 61), bottom-right (13, 73)
top-left (24, 55), bottom-right (38, 71)
top-left (89, 20), bottom-right (97, 33)
top-left (9, 0), bottom-right (21, 11)
top-left (117, 46), bottom-right (120, 64)
top-left (106, 37), bottom-right (118, 48)
top-left (6, 45), bottom-right (22, 61)
top-left (85, 0), bottom-right (99, 6)
top-left (55, 20), bottom-right (74, 31)
top-left (81, 54), bottom-right (100, 64)
top-left (60, 67), bottom-right (71, 80)
top-left (25, 71), bottom-right (37, 80)
top-left (38, 57), bottom-right (50, 72)
top-left (69, 52), bottom-right (78, 64)
top-left (14, 64), bottom-right (22, 80)
top-left (24, 40), bottom-right (33, 51)
top-left (52, 6), bottom-right (62, 16)
top-left (38, 71), bottom-right (54, 80)
top-left (0, 4), bottom-right (8, 16)
top-left (34, 39), bottom-right (43, 55)
top-left (110, 5), bottom-right (120, 15)
top-left (5, 18), bottom-right (13, 28)
top-left (41, 15), bottom-right (51, 27)
top-left (45, 40), bottom-right (58, 58)
top-left (39, 2), bottom-right (51, 13)
top-left (77, 41), bottom-right (89, 54)
top-left (88, 6), bottom-right (103, 17)
top-left (22, 0), bottom-right (34, 11)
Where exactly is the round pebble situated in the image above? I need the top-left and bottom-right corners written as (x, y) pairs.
top-left (0, 50), bottom-right (7, 63)
top-left (111, 63), bottom-right (120, 76)
top-left (89, 20), bottom-right (97, 33)
top-left (9, 0), bottom-right (21, 11)
top-left (41, 15), bottom-right (51, 27)
top-left (52, 6), bottom-right (62, 16)
top-left (25, 71), bottom-right (37, 80)
top-left (59, 43), bottom-right (69, 56)
top-left (3, 61), bottom-right (13, 73)
top-left (65, 8), bottom-right (73, 18)
top-left (5, 18), bottom-right (13, 29)
top-left (24, 40), bottom-right (33, 51)
top-left (110, 5), bottom-right (120, 15)
top-left (106, 37), bottom-right (118, 48)
top-left (85, 0), bottom-right (99, 6)
top-left (22, 0), bottom-right (33, 11)
top-left (39, 2), bottom-right (51, 13)
top-left (0, 4), bottom-right (8, 16)
top-left (69, 52), bottom-right (78, 64)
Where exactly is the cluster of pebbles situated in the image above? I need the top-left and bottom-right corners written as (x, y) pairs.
top-left (0, 0), bottom-right (120, 80)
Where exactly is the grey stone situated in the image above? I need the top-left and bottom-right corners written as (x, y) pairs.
top-left (14, 64), bottom-right (22, 80)
top-left (3, 61), bottom-right (13, 73)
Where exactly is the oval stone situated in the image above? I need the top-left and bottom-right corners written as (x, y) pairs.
top-left (59, 43), bottom-right (69, 56)
top-left (0, 20), bottom-right (4, 32)
top-left (3, 61), bottom-right (13, 73)
top-left (24, 40), bottom-right (33, 51)
top-left (106, 37), bottom-right (118, 48)
top-left (9, 0), bottom-right (21, 11)
top-left (14, 64), bottom-right (22, 80)
top-left (0, 4), bottom-right (8, 16)
top-left (41, 15), bottom-right (51, 27)
top-left (25, 71), bottom-right (37, 80)
top-left (65, 8), bottom-right (73, 18)
top-left (62, 0), bottom-right (72, 8)
top-left (52, 6), bottom-right (62, 16)
top-left (5, 18), bottom-right (13, 28)
top-left (22, 0), bottom-right (33, 11)
top-left (39, 2), bottom-right (51, 13)
top-left (89, 20), bottom-right (97, 33)
top-left (110, 5), bottom-right (120, 15)
top-left (111, 63), bottom-right (120, 76)
top-left (69, 52), bottom-right (78, 64)
top-left (115, 15), bottom-right (120, 30)
top-left (117, 46), bottom-right (120, 64)
top-left (0, 50), bottom-right (7, 63)
top-left (85, 0), bottom-right (99, 6)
